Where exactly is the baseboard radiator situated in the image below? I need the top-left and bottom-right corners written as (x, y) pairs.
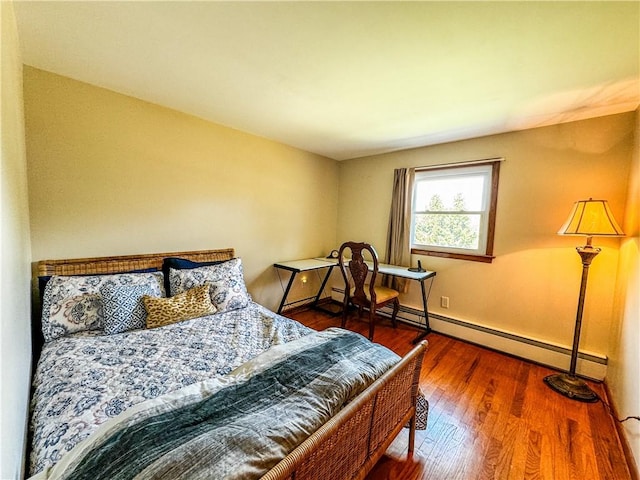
top-left (330, 287), bottom-right (607, 381)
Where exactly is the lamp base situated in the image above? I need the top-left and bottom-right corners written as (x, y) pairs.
top-left (543, 373), bottom-right (599, 403)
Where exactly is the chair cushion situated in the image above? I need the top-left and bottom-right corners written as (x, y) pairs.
top-left (350, 285), bottom-right (399, 304)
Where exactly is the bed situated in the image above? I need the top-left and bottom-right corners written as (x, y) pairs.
top-left (28, 248), bottom-right (428, 480)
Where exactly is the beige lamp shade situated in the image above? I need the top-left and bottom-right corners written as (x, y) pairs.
top-left (558, 198), bottom-right (624, 237)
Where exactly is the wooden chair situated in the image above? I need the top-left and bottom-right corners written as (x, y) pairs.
top-left (338, 242), bottom-right (400, 341)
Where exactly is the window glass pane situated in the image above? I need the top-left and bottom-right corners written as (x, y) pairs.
top-left (414, 174), bottom-right (486, 212)
top-left (413, 213), bottom-right (481, 250)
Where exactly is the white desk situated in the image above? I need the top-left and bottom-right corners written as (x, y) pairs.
top-left (274, 257), bottom-right (436, 343)
top-left (273, 258), bottom-right (340, 316)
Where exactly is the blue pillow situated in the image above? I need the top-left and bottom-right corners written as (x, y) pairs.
top-left (101, 284), bottom-right (159, 335)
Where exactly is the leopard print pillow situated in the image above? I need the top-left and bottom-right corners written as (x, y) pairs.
top-left (143, 284), bottom-right (216, 329)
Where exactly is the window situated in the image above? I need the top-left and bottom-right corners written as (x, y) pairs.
top-left (411, 160), bottom-right (501, 263)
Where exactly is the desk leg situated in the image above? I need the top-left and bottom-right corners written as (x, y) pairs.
top-left (313, 265), bottom-right (335, 307)
top-left (277, 271), bottom-right (297, 314)
top-left (412, 279), bottom-right (432, 344)
top-left (313, 266), bottom-right (342, 316)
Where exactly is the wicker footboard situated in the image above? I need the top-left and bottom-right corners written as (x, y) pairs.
top-left (262, 340), bottom-right (428, 480)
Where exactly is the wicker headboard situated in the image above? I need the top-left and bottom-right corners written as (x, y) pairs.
top-left (33, 248), bottom-right (235, 365)
top-left (37, 248), bottom-right (235, 276)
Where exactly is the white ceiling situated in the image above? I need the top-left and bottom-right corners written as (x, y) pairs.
top-left (14, 1), bottom-right (640, 161)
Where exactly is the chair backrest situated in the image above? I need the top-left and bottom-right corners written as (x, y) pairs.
top-left (338, 242), bottom-right (380, 306)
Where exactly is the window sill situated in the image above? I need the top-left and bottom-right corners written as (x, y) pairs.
top-left (411, 248), bottom-right (495, 263)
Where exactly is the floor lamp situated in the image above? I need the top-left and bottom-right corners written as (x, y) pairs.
top-left (544, 198), bottom-right (624, 402)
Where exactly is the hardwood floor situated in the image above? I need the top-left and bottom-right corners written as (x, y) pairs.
top-left (287, 307), bottom-right (632, 480)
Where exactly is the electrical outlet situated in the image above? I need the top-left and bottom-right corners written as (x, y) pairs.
top-left (441, 296), bottom-right (449, 308)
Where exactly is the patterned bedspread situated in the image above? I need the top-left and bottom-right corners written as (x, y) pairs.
top-left (28, 301), bottom-right (312, 476)
top-left (30, 328), bottom-right (400, 480)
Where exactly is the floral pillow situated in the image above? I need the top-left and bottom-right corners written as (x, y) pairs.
top-left (169, 258), bottom-right (250, 313)
top-left (161, 257), bottom-right (225, 293)
top-left (41, 272), bottom-right (164, 342)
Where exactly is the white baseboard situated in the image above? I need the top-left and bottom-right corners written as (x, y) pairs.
top-left (330, 287), bottom-right (607, 380)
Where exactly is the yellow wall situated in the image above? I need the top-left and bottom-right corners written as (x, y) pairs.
top-left (0, 2), bottom-right (32, 478)
top-left (338, 113), bottom-right (634, 359)
top-left (609, 109), bottom-right (640, 469)
top-left (23, 67), bottom-right (339, 311)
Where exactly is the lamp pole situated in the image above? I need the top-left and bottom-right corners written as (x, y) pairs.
top-left (543, 239), bottom-right (600, 403)
top-left (569, 242), bottom-right (600, 375)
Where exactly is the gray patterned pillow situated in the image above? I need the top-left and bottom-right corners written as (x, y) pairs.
top-left (41, 272), bottom-right (165, 342)
top-left (101, 284), bottom-right (159, 335)
top-left (169, 258), bottom-right (250, 313)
